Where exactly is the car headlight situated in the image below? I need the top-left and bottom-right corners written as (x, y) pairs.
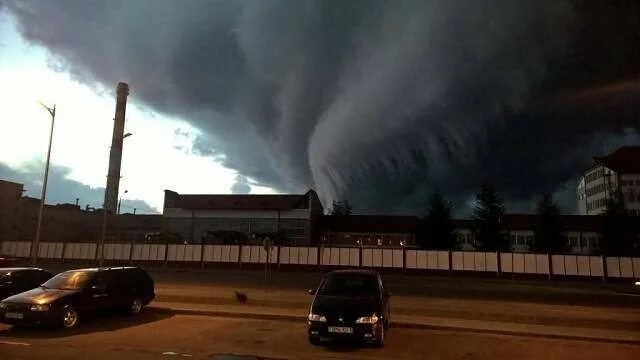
top-left (634, 281), bottom-right (640, 286)
top-left (30, 304), bottom-right (51, 312)
top-left (0, 303), bottom-right (7, 310)
top-left (355, 314), bottom-right (380, 324)
top-left (307, 313), bottom-right (327, 322)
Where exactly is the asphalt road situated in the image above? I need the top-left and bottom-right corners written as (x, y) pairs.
top-left (1, 310), bottom-right (639, 360)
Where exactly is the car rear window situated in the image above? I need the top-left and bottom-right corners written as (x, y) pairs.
top-left (317, 274), bottom-right (379, 297)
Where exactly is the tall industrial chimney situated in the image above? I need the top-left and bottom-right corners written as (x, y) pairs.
top-left (103, 82), bottom-right (129, 213)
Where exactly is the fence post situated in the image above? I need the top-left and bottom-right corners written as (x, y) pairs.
top-left (200, 242), bottom-right (205, 269)
top-left (496, 251), bottom-right (501, 278)
top-left (61, 240), bottom-right (67, 264)
top-left (164, 242), bottom-right (169, 267)
top-left (547, 253), bottom-right (552, 280)
top-left (403, 246), bottom-right (407, 273)
top-left (129, 240), bottom-right (135, 264)
top-left (448, 250), bottom-right (452, 275)
top-left (359, 246), bottom-right (363, 268)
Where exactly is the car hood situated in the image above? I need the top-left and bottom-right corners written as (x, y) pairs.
top-left (2, 287), bottom-right (77, 304)
top-left (311, 295), bottom-right (380, 321)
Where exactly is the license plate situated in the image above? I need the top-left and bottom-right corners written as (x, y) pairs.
top-left (5, 312), bottom-right (23, 319)
top-left (328, 326), bottom-right (353, 334)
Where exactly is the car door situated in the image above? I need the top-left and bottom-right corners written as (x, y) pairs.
top-left (86, 272), bottom-right (115, 311)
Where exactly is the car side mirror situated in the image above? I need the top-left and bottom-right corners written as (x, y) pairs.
top-left (307, 288), bottom-right (316, 295)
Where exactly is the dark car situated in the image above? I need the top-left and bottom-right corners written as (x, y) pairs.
top-left (0, 266), bottom-right (155, 329)
top-left (307, 270), bottom-right (391, 347)
top-left (0, 268), bottom-right (54, 300)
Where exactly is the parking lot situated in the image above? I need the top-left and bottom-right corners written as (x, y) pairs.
top-left (2, 310), bottom-right (640, 360)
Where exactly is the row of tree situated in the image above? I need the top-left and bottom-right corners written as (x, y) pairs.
top-left (419, 185), bottom-right (640, 256)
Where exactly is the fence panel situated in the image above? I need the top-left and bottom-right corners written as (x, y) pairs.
top-left (565, 255), bottom-right (578, 276)
top-left (524, 254), bottom-right (536, 274)
top-left (339, 248), bottom-right (350, 266)
top-left (16, 242), bottom-right (31, 258)
top-left (474, 252), bottom-right (486, 272)
top-left (452, 252), bottom-right (464, 271)
top-left (406, 250), bottom-right (417, 269)
top-left (369, 249), bottom-right (381, 267)
top-left (619, 257), bottom-right (634, 278)
top-left (485, 252), bottom-right (498, 272)
top-left (633, 258), bottom-right (640, 278)
top-left (382, 249), bottom-right (393, 268)
top-left (463, 252), bottom-right (475, 271)
top-left (350, 248), bottom-right (360, 267)
top-left (392, 249), bottom-right (403, 268)
top-left (577, 256), bottom-right (591, 276)
top-left (307, 247), bottom-right (318, 265)
top-left (500, 253), bottom-right (513, 273)
top-left (551, 255), bottom-right (565, 275)
top-left (436, 251), bottom-right (449, 270)
top-left (606, 257), bottom-right (621, 278)
top-left (590, 256), bottom-right (603, 277)
top-left (535, 254), bottom-right (549, 274)
top-left (425, 251), bottom-right (437, 269)
top-left (513, 253), bottom-right (525, 273)
top-left (417, 250), bottom-right (429, 269)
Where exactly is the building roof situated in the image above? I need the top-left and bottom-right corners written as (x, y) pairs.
top-left (594, 146), bottom-right (640, 174)
top-left (317, 215), bottom-right (420, 233)
top-left (164, 190), bottom-right (314, 211)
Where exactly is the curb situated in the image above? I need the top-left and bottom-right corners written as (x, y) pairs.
top-left (150, 306), bottom-right (640, 346)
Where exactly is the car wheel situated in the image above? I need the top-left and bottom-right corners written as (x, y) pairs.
top-left (130, 298), bottom-right (144, 315)
top-left (308, 336), bottom-right (321, 346)
top-left (62, 306), bottom-right (79, 329)
top-left (374, 325), bottom-right (385, 347)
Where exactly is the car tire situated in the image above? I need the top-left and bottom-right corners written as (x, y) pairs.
top-left (61, 305), bottom-right (79, 330)
top-left (309, 336), bottom-right (321, 346)
top-left (374, 325), bottom-right (385, 348)
top-left (129, 298), bottom-right (144, 315)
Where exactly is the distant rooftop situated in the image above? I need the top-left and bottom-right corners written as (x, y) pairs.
top-left (163, 190), bottom-right (317, 211)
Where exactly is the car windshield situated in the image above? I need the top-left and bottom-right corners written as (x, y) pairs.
top-left (317, 274), bottom-right (378, 297)
top-left (42, 271), bottom-right (94, 290)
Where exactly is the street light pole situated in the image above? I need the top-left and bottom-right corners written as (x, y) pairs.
top-left (31, 103), bottom-right (56, 266)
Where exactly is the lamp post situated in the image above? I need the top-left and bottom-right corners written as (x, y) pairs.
top-left (31, 103), bottom-right (56, 266)
top-left (117, 190), bottom-right (129, 215)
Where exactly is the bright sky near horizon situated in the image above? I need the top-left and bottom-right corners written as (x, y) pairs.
top-left (0, 12), bottom-right (275, 212)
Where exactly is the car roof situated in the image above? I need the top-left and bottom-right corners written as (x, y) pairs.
top-left (62, 266), bottom-right (141, 273)
top-left (0, 267), bottom-right (48, 273)
top-left (326, 269), bottom-right (379, 276)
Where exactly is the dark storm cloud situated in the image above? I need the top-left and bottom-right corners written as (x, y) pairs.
top-left (230, 175), bottom-right (251, 195)
top-left (0, 162), bottom-right (158, 213)
top-left (5, 1), bottom-right (639, 215)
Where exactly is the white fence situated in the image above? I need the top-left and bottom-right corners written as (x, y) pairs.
top-left (1, 241), bottom-right (638, 279)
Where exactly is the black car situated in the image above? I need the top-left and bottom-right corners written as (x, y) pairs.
top-left (0, 268), bottom-right (54, 300)
top-left (307, 270), bottom-right (391, 347)
top-left (0, 266), bottom-right (155, 329)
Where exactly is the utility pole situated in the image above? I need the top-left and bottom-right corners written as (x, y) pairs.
top-left (31, 103), bottom-right (56, 266)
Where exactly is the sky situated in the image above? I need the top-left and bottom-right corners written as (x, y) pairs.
top-left (0, 9), bottom-right (275, 213)
top-left (1, 1), bottom-right (639, 216)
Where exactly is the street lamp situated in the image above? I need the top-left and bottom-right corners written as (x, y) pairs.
top-left (117, 190), bottom-right (129, 215)
top-left (31, 103), bottom-right (56, 266)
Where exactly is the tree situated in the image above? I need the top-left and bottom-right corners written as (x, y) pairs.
top-left (472, 185), bottom-right (508, 251)
top-left (419, 192), bottom-right (456, 249)
top-left (533, 194), bottom-right (566, 253)
top-left (600, 197), bottom-right (639, 256)
top-left (328, 200), bottom-right (353, 215)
